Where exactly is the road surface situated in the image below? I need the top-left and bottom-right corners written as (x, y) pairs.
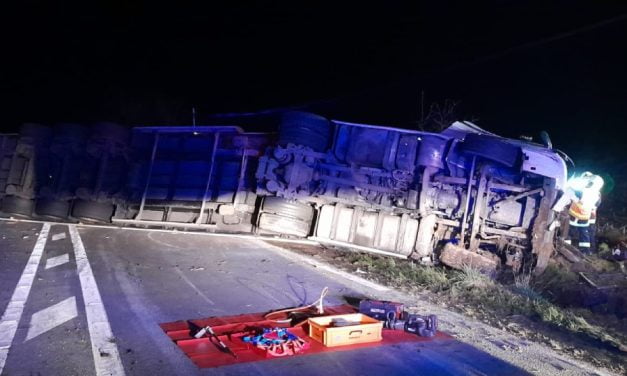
top-left (0, 219), bottom-right (603, 375)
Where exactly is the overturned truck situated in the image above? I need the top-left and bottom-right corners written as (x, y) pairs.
top-left (255, 113), bottom-right (567, 275)
top-left (0, 112), bottom-right (568, 274)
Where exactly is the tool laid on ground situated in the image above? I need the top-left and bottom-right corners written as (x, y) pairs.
top-left (403, 314), bottom-right (438, 337)
top-left (359, 299), bottom-right (438, 337)
top-left (386, 313), bottom-right (438, 337)
top-left (359, 299), bottom-right (405, 321)
top-left (359, 299), bottom-right (405, 329)
top-left (194, 324), bottom-right (238, 358)
top-left (242, 327), bottom-right (309, 357)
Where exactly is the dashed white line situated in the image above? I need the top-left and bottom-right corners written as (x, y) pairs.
top-left (68, 225), bottom-right (125, 376)
top-left (0, 223), bottom-right (50, 374)
top-left (25, 296), bottom-right (78, 341)
top-left (45, 253), bottom-right (70, 269)
top-left (51, 232), bottom-right (67, 241)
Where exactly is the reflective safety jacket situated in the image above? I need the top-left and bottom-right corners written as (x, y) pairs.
top-left (570, 184), bottom-right (601, 218)
top-left (569, 200), bottom-right (592, 220)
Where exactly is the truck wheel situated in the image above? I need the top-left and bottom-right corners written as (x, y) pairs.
top-left (258, 196), bottom-right (314, 237)
top-left (35, 199), bottom-right (70, 220)
top-left (1, 196), bottom-right (34, 217)
top-left (257, 213), bottom-right (311, 237)
top-left (278, 112), bottom-right (331, 152)
top-left (71, 199), bottom-right (115, 222)
top-left (262, 196), bottom-right (314, 221)
top-left (461, 133), bottom-right (521, 168)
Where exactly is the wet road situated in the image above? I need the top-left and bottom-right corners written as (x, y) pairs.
top-left (0, 220), bottom-right (529, 375)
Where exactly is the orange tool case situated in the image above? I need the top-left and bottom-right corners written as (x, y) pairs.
top-left (308, 313), bottom-right (383, 347)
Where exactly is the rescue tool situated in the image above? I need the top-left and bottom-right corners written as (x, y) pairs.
top-left (194, 324), bottom-right (238, 358)
top-left (359, 299), bottom-right (439, 337)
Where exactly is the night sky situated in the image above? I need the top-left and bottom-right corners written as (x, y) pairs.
top-left (2, 1), bottom-right (626, 171)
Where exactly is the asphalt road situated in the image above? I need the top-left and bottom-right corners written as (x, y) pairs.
top-left (0, 220), bottom-right (531, 375)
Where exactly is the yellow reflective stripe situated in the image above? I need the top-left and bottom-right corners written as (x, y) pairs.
top-left (569, 220), bottom-right (589, 227)
top-left (579, 242), bottom-right (591, 247)
top-left (564, 239), bottom-right (572, 244)
top-left (569, 201), bottom-right (591, 220)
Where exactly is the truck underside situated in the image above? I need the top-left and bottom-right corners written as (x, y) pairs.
top-left (254, 113), bottom-right (562, 275)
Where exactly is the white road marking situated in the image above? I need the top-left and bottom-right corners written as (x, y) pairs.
top-left (45, 253), bottom-right (70, 269)
top-left (25, 296), bottom-right (78, 341)
top-left (68, 225), bottom-right (125, 376)
top-left (51, 232), bottom-right (66, 241)
top-left (0, 223), bottom-right (50, 374)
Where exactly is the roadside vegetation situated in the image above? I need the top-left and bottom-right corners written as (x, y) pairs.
top-left (344, 252), bottom-right (626, 373)
top-left (350, 254), bottom-right (621, 341)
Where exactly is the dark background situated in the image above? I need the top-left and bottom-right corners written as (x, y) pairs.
top-left (1, 1), bottom-right (626, 175)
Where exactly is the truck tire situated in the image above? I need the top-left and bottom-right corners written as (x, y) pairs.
top-left (461, 133), bottom-right (521, 168)
top-left (35, 199), bottom-right (70, 220)
top-left (257, 213), bottom-right (311, 237)
top-left (262, 196), bottom-right (314, 222)
top-left (71, 199), bottom-right (115, 222)
top-left (258, 196), bottom-right (314, 237)
top-left (1, 196), bottom-right (34, 217)
top-left (278, 111), bottom-right (331, 152)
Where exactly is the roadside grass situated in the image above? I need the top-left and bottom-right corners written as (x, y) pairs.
top-left (350, 255), bottom-right (450, 292)
top-left (347, 253), bottom-right (625, 352)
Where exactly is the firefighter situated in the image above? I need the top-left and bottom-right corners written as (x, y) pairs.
top-left (552, 172), bottom-right (604, 254)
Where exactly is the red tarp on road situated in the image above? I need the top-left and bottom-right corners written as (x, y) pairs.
top-left (160, 305), bottom-right (449, 369)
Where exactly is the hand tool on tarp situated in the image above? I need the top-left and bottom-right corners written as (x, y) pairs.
top-left (193, 323), bottom-right (238, 358)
